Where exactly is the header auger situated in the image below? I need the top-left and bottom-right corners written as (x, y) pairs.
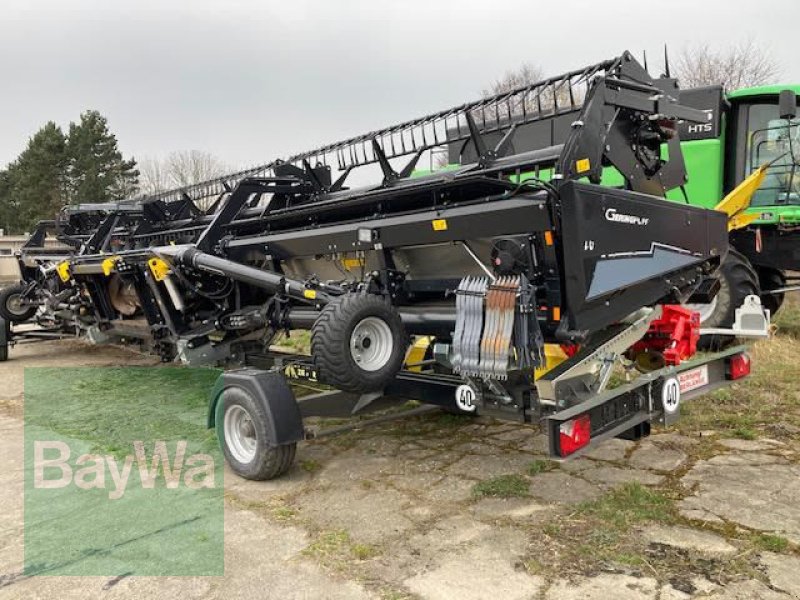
top-left (2, 51), bottom-right (769, 479)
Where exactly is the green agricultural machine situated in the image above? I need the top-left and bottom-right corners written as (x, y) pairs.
top-left (676, 84), bottom-right (799, 323)
top-left (440, 81), bottom-right (800, 340)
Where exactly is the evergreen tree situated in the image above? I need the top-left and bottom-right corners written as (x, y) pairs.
top-left (66, 110), bottom-right (139, 203)
top-left (0, 122), bottom-right (68, 233)
top-left (0, 169), bottom-right (13, 234)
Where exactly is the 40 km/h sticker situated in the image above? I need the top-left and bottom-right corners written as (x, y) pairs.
top-left (454, 385), bottom-right (478, 413)
top-left (661, 377), bottom-right (681, 415)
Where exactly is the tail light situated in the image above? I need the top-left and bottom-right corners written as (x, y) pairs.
top-left (727, 352), bottom-right (751, 380)
top-left (558, 414), bottom-right (591, 456)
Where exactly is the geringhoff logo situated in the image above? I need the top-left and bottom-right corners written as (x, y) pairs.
top-left (605, 208), bottom-right (650, 226)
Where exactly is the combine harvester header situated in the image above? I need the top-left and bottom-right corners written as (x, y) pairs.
top-left (1, 51), bottom-right (769, 479)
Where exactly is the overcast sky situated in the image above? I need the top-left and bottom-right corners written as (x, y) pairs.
top-left (2, 0), bottom-right (797, 173)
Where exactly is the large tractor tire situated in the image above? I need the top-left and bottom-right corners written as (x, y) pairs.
top-left (0, 284), bottom-right (37, 323)
top-left (312, 294), bottom-right (407, 394)
top-left (757, 268), bottom-right (786, 316)
top-left (693, 249), bottom-right (760, 351)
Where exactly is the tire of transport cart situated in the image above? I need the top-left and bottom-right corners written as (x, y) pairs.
top-left (0, 284), bottom-right (36, 323)
top-left (693, 249), bottom-right (760, 351)
top-left (0, 317), bottom-right (8, 362)
top-left (214, 378), bottom-right (298, 481)
top-left (312, 293), bottom-right (407, 394)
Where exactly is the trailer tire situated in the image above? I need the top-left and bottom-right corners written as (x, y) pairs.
top-left (757, 268), bottom-right (785, 316)
top-left (312, 294), bottom-right (406, 393)
top-left (215, 385), bottom-right (297, 481)
top-left (0, 319), bottom-right (7, 362)
top-left (696, 249), bottom-right (760, 351)
top-left (0, 285), bottom-right (36, 323)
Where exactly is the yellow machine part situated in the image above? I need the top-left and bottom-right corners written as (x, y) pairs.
top-left (56, 261), bottom-right (71, 283)
top-left (533, 344), bottom-right (570, 380)
top-left (404, 338), bottom-right (569, 378)
top-left (101, 256), bottom-right (120, 276)
top-left (714, 164), bottom-right (768, 231)
top-left (404, 336), bottom-right (433, 372)
top-left (147, 257), bottom-right (171, 282)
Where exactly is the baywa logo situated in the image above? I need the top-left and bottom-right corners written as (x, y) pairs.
top-left (24, 367), bottom-right (224, 576)
top-left (605, 207), bottom-right (650, 226)
top-left (34, 440), bottom-right (215, 500)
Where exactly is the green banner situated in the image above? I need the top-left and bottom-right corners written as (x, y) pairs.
top-left (24, 367), bottom-right (224, 576)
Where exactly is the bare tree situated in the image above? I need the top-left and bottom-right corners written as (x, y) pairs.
top-left (138, 150), bottom-right (229, 195)
top-left (483, 63), bottom-right (545, 98)
top-left (481, 63), bottom-right (546, 116)
top-left (165, 150), bottom-right (229, 189)
top-left (675, 40), bottom-right (781, 91)
top-left (138, 157), bottom-right (169, 195)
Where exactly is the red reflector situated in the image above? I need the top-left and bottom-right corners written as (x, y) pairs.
top-left (559, 414), bottom-right (591, 456)
top-left (727, 352), bottom-right (751, 380)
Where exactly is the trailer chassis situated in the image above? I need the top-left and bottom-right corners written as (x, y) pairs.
top-left (209, 343), bottom-right (752, 466)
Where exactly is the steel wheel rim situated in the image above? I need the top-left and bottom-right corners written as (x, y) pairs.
top-left (5, 293), bottom-right (28, 317)
top-left (350, 316), bottom-right (393, 372)
top-left (223, 404), bottom-right (257, 464)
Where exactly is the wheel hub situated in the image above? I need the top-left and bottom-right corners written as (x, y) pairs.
top-left (223, 404), bottom-right (257, 463)
top-left (6, 294), bottom-right (27, 317)
top-left (350, 316), bottom-right (393, 372)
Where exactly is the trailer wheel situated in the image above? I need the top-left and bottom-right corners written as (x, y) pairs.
top-left (757, 268), bottom-right (785, 316)
top-left (0, 318), bottom-right (8, 362)
top-left (694, 249), bottom-right (759, 351)
top-left (0, 285), bottom-right (36, 323)
top-left (312, 294), bottom-right (406, 393)
top-left (215, 386), bottom-right (297, 481)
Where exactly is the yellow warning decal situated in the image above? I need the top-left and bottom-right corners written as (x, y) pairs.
top-left (148, 258), bottom-right (170, 282)
top-left (303, 289), bottom-right (317, 300)
top-left (432, 219), bottom-right (448, 231)
top-left (101, 256), bottom-right (120, 276)
top-left (576, 158), bottom-right (591, 174)
top-left (56, 261), bottom-right (71, 283)
top-left (341, 258), bottom-right (365, 270)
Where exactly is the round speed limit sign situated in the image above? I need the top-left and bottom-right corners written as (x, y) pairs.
top-left (661, 377), bottom-right (681, 414)
top-left (454, 384), bottom-right (478, 413)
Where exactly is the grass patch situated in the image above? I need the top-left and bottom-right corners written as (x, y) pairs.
top-left (753, 533), bottom-right (790, 553)
top-left (300, 459), bottom-right (322, 472)
top-left (528, 459), bottom-right (557, 476)
top-left (472, 474), bottom-right (529, 499)
top-left (303, 530), bottom-right (381, 568)
top-left (272, 506), bottom-right (297, 521)
top-left (675, 295), bottom-right (800, 442)
top-left (351, 543), bottom-right (379, 560)
top-left (303, 530), bottom-right (351, 561)
top-left (274, 330), bottom-right (311, 353)
top-left (577, 482), bottom-right (676, 530)
top-left (731, 427), bottom-right (757, 440)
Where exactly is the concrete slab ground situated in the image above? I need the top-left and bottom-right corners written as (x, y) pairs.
top-left (2, 338), bottom-right (799, 599)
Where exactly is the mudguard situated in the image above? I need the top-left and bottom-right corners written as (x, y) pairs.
top-left (208, 369), bottom-right (304, 446)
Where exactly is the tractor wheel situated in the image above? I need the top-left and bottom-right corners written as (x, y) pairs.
top-left (312, 294), bottom-right (406, 394)
top-left (693, 249), bottom-right (760, 351)
top-left (0, 284), bottom-right (36, 323)
top-left (758, 268), bottom-right (786, 316)
top-left (215, 386), bottom-right (297, 481)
